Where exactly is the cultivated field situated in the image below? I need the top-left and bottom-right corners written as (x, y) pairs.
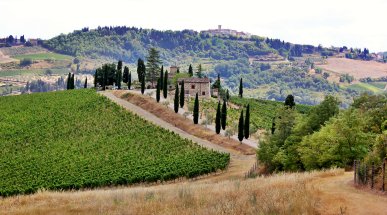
top-left (0, 90), bottom-right (229, 196)
top-left (319, 57), bottom-right (387, 79)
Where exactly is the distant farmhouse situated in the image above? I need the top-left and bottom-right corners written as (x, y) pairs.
top-left (178, 77), bottom-right (211, 98)
top-left (201, 25), bottom-right (251, 38)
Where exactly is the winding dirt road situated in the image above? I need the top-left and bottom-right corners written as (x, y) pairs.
top-left (311, 172), bottom-right (387, 214)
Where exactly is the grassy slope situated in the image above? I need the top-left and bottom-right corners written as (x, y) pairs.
top-left (0, 90), bottom-right (229, 196)
top-left (13, 52), bottom-right (73, 61)
top-left (347, 82), bottom-right (384, 94)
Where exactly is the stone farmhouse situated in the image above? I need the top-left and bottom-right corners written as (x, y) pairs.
top-left (177, 77), bottom-right (211, 98)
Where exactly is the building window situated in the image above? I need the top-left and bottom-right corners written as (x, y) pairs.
top-left (202, 91), bottom-right (206, 96)
top-left (191, 85), bottom-right (195, 89)
top-left (185, 90), bottom-right (189, 95)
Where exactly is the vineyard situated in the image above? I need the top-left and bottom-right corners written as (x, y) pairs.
top-left (0, 90), bottom-right (229, 196)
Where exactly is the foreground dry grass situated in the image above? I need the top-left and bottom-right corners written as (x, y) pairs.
top-left (0, 169), bottom-right (344, 215)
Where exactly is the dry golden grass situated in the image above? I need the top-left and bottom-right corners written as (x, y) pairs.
top-left (113, 91), bottom-right (255, 155)
top-left (0, 169), bottom-right (344, 215)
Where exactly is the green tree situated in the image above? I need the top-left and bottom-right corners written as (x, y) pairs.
top-left (159, 65), bottom-right (164, 90)
top-left (156, 78), bottom-right (161, 103)
top-left (180, 80), bottom-right (185, 108)
top-left (193, 93), bottom-right (199, 124)
top-left (174, 84), bottom-right (179, 113)
top-left (116, 65), bottom-right (122, 89)
top-left (239, 78), bottom-right (243, 98)
top-left (66, 72), bottom-right (71, 90)
top-left (163, 71), bottom-right (168, 98)
top-left (84, 77), bottom-right (87, 88)
top-left (238, 109), bottom-right (244, 142)
top-left (196, 64), bottom-right (204, 78)
top-left (146, 48), bottom-right (162, 87)
top-left (94, 71), bottom-right (97, 88)
top-left (221, 100), bottom-right (227, 130)
top-left (215, 101), bottom-right (221, 134)
top-left (137, 58), bottom-right (146, 84)
top-left (123, 66), bottom-right (129, 83)
top-left (141, 76), bottom-right (145, 95)
top-left (284, 95), bottom-right (295, 109)
top-left (188, 64), bottom-right (193, 77)
top-left (244, 104), bottom-right (250, 139)
top-left (128, 72), bottom-right (132, 90)
top-left (226, 89), bottom-right (230, 101)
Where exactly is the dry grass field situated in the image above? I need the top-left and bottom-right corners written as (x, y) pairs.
top-left (319, 57), bottom-right (387, 79)
top-left (0, 169), bottom-right (344, 215)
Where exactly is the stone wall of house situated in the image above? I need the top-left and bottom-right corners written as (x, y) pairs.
top-left (179, 82), bottom-right (210, 98)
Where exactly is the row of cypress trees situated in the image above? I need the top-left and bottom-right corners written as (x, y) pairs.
top-left (155, 67), bottom-right (170, 100)
top-left (215, 100), bottom-right (228, 134)
top-left (237, 104), bottom-right (250, 142)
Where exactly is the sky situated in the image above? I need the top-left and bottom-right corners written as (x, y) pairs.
top-left (1, 0), bottom-right (386, 52)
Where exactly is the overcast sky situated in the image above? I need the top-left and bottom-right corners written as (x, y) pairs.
top-left (1, 0), bottom-right (386, 52)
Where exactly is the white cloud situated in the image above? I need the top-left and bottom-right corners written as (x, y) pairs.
top-left (0, 0), bottom-right (386, 51)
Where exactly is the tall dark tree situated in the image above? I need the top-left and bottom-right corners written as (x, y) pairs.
top-left (137, 58), bottom-right (146, 84)
top-left (117, 60), bottom-right (123, 73)
top-left (188, 64), bottom-right (193, 77)
top-left (128, 72), bottom-right (132, 90)
top-left (70, 73), bottom-right (75, 89)
top-left (176, 68), bottom-right (180, 73)
top-left (84, 77), bottom-right (87, 88)
top-left (146, 48), bottom-right (162, 87)
top-left (159, 65), bottom-right (164, 90)
top-left (141, 76), bottom-right (145, 94)
top-left (163, 71), bottom-right (168, 98)
top-left (226, 89), bottom-right (230, 101)
top-left (215, 101), bottom-right (221, 134)
top-left (180, 80), bottom-right (185, 108)
top-left (239, 78), bottom-right (243, 98)
top-left (238, 109), bottom-right (244, 143)
top-left (123, 66), bottom-right (129, 83)
top-left (116, 66), bottom-right (122, 89)
top-left (193, 93), bottom-right (199, 124)
top-left (244, 104), bottom-right (250, 139)
top-left (284, 94), bottom-right (296, 109)
top-left (156, 78), bottom-right (161, 102)
top-left (66, 72), bottom-right (71, 90)
top-left (221, 100), bottom-right (227, 130)
top-left (174, 84), bottom-right (179, 113)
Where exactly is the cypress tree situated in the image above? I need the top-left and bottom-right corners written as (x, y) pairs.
top-left (141, 76), bottom-right (145, 94)
top-left (123, 66), bottom-right (129, 83)
top-left (159, 65), bottom-right (164, 90)
top-left (239, 78), bottom-right (243, 98)
top-left (66, 72), bottom-right (71, 90)
top-left (244, 104), bottom-right (250, 139)
top-left (163, 71), bottom-right (168, 98)
top-left (221, 100), bottom-right (227, 130)
top-left (71, 73), bottom-right (75, 89)
top-left (215, 101), bottom-right (221, 134)
top-left (116, 69), bottom-right (122, 89)
top-left (174, 84), bottom-right (179, 113)
top-left (128, 72), bottom-right (131, 90)
top-left (180, 80), bottom-right (185, 108)
top-left (188, 64), bottom-right (193, 77)
top-left (84, 77), bottom-right (87, 88)
top-left (156, 78), bottom-right (161, 102)
top-left (193, 93), bottom-right (199, 124)
top-left (238, 109), bottom-right (244, 143)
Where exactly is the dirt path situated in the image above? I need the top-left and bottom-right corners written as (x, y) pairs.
top-left (0, 49), bottom-right (16, 64)
top-left (100, 91), bottom-right (256, 180)
top-left (311, 172), bottom-right (387, 214)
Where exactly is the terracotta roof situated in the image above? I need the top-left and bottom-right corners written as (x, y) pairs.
top-left (178, 77), bottom-right (210, 83)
